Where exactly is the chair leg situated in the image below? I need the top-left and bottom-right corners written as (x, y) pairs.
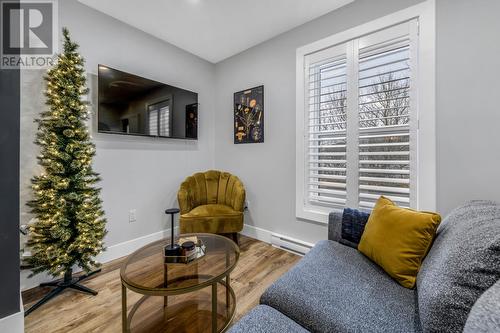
top-left (232, 232), bottom-right (239, 246)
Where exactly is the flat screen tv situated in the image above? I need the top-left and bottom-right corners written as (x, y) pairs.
top-left (97, 65), bottom-right (198, 139)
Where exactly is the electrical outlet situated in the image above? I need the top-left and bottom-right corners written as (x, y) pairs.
top-left (129, 209), bottom-right (137, 223)
top-left (245, 200), bottom-right (250, 210)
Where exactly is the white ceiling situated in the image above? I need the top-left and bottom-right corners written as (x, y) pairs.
top-left (79, 0), bottom-right (354, 63)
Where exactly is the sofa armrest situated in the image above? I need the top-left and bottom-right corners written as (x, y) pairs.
top-left (328, 211), bottom-right (343, 242)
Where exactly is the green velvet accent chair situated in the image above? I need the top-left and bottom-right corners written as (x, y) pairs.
top-left (177, 170), bottom-right (245, 243)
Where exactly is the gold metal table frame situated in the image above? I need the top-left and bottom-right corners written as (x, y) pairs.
top-left (120, 233), bottom-right (240, 333)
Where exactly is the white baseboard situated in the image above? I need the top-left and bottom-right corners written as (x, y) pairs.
top-left (270, 233), bottom-right (314, 255)
top-left (21, 268), bottom-right (54, 291)
top-left (241, 224), bottom-right (273, 243)
top-left (241, 224), bottom-right (314, 255)
top-left (21, 227), bottom-right (177, 291)
top-left (0, 297), bottom-right (24, 333)
top-left (96, 228), bottom-right (176, 263)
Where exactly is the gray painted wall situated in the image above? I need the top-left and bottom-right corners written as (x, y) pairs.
top-left (20, 0), bottom-right (216, 289)
top-left (435, 0), bottom-right (500, 214)
top-left (214, 0), bottom-right (500, 243)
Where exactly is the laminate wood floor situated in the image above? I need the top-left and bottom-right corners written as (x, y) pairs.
top-left (22, 235), bottom-right (301, 333)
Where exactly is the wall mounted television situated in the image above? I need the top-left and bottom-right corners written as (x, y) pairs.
top-left (97, 65), bottom-right (198, 140)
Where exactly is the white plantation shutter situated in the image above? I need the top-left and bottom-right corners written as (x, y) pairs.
top-left (300, 20), bottom-right (418, 214)
top-left (306, 44), bottom-right (348, 208)
top-left (159, 105), bottom-right (170, 137)
top-left (148, 109), bottom-right (158, 136)
top-left (148, 101), bottom-right (171, 136)
top-left (307, 57), bottom-right (348, 206)
top-left (357, 23), bottom-right (416, 209)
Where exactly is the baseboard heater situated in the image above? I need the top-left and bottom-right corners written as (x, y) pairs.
top-left (270, 233), bottom-right (314, 255)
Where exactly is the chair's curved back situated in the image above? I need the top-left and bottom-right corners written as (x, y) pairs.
top-left (179, 170), bottom-right (245, 212)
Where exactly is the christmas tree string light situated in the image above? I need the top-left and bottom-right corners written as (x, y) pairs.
top-left (24, 28), bottom-right (107, 316)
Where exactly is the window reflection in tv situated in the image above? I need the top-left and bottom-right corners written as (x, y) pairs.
top-left (98, 65), bottom-right (198, 139)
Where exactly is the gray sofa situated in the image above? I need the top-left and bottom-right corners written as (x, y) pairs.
top-left (229, 201), bottom-right (500, 333)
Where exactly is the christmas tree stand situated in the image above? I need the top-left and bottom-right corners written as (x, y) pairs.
top-left (24, 268), bottom-right (101, 317)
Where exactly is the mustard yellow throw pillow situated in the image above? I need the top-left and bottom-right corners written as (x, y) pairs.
top-left (358, 196), bottom-right (441, 289)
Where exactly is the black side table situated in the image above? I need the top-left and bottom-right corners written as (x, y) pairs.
top-left (164, 208), bottom-right (181, 255)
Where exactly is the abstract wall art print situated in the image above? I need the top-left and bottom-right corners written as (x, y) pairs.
top-left (234, 85), bottom-right (264, 144)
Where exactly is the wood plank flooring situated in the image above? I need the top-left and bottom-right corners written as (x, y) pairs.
top-left (23, 235), bottom-right (301, 333)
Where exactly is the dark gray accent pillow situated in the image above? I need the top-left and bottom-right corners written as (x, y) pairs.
top-left (339, 208), bottom-right (370, 248)
top-left (464, 278), bottom-right (500, 333)
top-left (416, 201), bottom-right (500, 332)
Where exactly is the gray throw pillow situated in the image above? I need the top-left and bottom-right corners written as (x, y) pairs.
top-left (416, 201), bottom-right (500, 332)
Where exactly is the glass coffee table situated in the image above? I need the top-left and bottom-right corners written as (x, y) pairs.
top-left (120, 233), bottom-right (240, 333)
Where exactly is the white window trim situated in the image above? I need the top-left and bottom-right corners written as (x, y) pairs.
top-left (295, 0), bottom-right (436, 223)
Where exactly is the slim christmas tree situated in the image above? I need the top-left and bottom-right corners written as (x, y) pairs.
top-left (25, 28), bottom-right (106, 316)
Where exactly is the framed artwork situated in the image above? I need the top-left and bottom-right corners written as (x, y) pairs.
top-left (234, 85), bottom-right (264, 144)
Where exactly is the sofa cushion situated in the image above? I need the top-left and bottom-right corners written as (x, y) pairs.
top-left (260, 240), bottom-right (420, 333)
top-left (358, 196), bottom-right (441, 288)
top-left (183, 204), bottom-right (241, 217)
top-left (340, 208), bottom-right (370, 248)
top-left (227, 305), bottom-right (309, 333)
top-left (463, 279), bottom-right (500, 333)
top-left (417, 200), bottom-right (500, 333)
top-left (180, 204), bottom-right (243, 233)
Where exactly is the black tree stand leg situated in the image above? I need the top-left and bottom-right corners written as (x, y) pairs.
top-left (24, 268), bottom-right (101, 317)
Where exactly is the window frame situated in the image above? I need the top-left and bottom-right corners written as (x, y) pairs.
top-left (295, 0), bottom-right (436, 223)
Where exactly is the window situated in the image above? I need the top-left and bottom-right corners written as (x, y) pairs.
top-left (307, 46), bottom-right (348, 207)
top-left (296, 1), bottom-right (435, 223)
top-left (148, 100), bottom-right (171, 137)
